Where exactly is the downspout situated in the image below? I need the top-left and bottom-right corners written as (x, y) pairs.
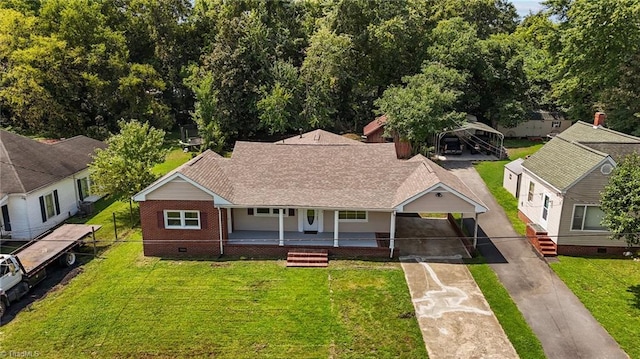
top-left (218, 207), bottom-right (224, 255)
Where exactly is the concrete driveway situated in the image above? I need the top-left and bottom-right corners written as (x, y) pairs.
top-left (398, 217), bottom-right (518, 358)
top-left (444, 161), bottom-right (628, 359)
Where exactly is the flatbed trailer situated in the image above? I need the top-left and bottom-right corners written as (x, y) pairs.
top-left (1, 224), bottom-right (100, 317)
top-left (14, 224), bottom-right (99, 278)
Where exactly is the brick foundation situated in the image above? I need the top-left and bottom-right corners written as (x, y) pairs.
top-left (557, 245), bottom-right (638, 256)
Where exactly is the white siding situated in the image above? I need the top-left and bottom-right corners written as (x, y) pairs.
top-left (503, 169), bottom-right (520, 198)
top-left (321, 210), bottom-right (391, 233)
top-left (8, 176), bottom-right (80, 239)
top-left (402, 191), bottom-right (475, 213)
top-left (517, 171), bottom-right (563, 242)
top-left (233, 208), bottom-right (298, 231)
top-left (146, 179), bottom-right (214, 201)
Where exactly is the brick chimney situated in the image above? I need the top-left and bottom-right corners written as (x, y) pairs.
top-left (594, 112), bottom-right (606, 127)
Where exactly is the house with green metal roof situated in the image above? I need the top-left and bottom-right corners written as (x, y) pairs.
top-left (517, 114), bottom-right (640, 256)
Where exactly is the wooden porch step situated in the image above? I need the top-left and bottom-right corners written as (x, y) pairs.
top-left (538, 238), bottom-right (557, 257)
top-left (287, 249), bottom-right (328, 268)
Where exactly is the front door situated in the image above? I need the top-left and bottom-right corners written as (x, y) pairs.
top-left (540, 194), bottom-right (550, 228)
top-left (303, 209), bottom-right (319, 232)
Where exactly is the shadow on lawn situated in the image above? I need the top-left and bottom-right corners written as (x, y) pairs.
top-left (628, 284), bottom-right (640, 309)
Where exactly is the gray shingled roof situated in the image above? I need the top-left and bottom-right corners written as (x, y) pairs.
top-left (0, 130), bottom-right (106, 195)
top-left (156, 134), bottom-right (485, 211)
top-left (522, 120), bottom-right (640, 191)
top-left (523, 137), bottom-right (607, 190)
top-left (559, 121), bottom-right (640, 143)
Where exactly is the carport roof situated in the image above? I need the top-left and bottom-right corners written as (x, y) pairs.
top-left (135, 131), bottom-right (487, 213)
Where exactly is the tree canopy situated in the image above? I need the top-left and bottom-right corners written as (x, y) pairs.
top-left (601, 153), bottom-right (640, 247)
top-left (89, 120), bottom-right (166, 202)
top-left (1, 0), bottom-right (640, 147)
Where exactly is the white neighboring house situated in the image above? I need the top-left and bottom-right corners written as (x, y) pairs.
top-left (517, 115), bottom-right (640, 256)
top-left (0, 130), bottom-right (106, 240)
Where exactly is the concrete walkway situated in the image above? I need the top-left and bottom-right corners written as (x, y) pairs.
top-left (444, 162), bottom-right (628, 359)
top-left (397, 217), bottom-right (518, 358)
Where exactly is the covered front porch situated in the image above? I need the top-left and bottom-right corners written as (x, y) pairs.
top-left (228, 230), bottom-right (379, 247)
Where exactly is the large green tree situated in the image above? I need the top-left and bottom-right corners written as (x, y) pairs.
top-left (551, 0), bottom-right (640, 134)
top-left (89, 120), bottom-right (167, 202)
top-left (375, 62), bottom-right (467, 150)
top-left (601, 152), bottom-right (640, 247)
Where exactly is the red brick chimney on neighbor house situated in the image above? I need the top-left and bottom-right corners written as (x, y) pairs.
top-left (594, 112), bottom-right (606, 127)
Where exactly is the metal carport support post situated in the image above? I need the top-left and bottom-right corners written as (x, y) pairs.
top-left (474, 213), bottom-right (479, 248)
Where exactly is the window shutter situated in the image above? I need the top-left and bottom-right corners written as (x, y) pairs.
top-left (77, 179), bottom-right (84, 201)
top-left (53, 190), bottom-right (60, 215)
top-left (39, 196), bottom-right (47, 223)
top-left (200, 212), bottom-right (208, 229)
top-left (247, 208), bottom-right (254, 215)
top-left (157, 211), bottom-right (164, 228)
top-left (288, 208), bottom-right (295, 217)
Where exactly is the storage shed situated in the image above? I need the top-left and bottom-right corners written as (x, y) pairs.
top-left (503, 158), bottom-right (524, 198)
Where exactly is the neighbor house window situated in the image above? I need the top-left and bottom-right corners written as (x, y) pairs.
top-left (338, 210), bottom-right (367, 222)
top-left (39, 190), bottom-right (60, 223)
top-left (164, 210), bottom-right (201, 229)
top-left (551, 121), bottom-right (561, 128)
top-left (253, 208), bottom-right (289, 217)
top-left (527, 182), bottom-right (535, 202)
top-left (571, 205), bottom-right (607, 231)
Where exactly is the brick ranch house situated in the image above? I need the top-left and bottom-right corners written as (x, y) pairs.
top-left (133, 130), bottom-right (487, 258)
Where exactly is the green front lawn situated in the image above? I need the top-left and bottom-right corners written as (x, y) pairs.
top-left (551, 256), bottom-right (640, 358)
top-left (467, 261), bottom-right (546, 358)
top-left (474, 143), bottom-right (543, 235)
top-left (1, 237), bottom-right (426, 358)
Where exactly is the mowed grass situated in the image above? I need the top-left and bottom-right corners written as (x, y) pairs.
top-left (467, 261), bottom-right (546, 358)
top-left (474, 142), bottom-right (543, 235)
top-left (1, 236), bottom-right (426, 358)
top-left (551, 256), bottom-right (640, 358)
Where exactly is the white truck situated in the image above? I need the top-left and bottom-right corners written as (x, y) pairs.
top-left (0, 224), bottom-right (97, 318)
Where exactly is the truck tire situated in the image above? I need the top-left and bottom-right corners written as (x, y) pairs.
top-left (0, 300), bottom-right (6, 318)
top-left (60, 252), bottom-right (76, 267)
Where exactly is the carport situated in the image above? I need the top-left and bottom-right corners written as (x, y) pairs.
top-left (435, 120), bottom-right (506, 159)
top-left (391, 181), bottom-right (488, 257)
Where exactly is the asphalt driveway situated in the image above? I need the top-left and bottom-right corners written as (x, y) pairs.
top-left (444, 161), bottom-right (628, 359)
top-left (398, 217), bottom-right (518, 358)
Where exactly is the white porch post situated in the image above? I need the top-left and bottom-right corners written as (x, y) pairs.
top-left (279, 209), bottom-right (284, 246)
top-left (389, 211), bottom-right (396, 258)
top-left (333, 210), bottom-right (339, 247)
top-left (227, 208), bottom-right (232, 234)
top-left (473, 213), bottom-right (479, 248)
top-left (218, 208), bottom-right (224, 255)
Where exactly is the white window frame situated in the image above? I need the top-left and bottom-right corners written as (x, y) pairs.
top-left (44, 192), bottom-right (56, 220)
top-left (551, 121), bottom-right (561, 128)
top-left (527, 182), bottom-right (535, 202)
top-left (164, 210), bottom-right (201, 229)
top-left (338, 210), bottom-right (368, 222)
top-left (253, 208), bottom-right (289, 217)
top-left (570, 205), bottom-right (607, 232)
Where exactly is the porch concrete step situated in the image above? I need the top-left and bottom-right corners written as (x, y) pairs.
top-left (287, 249), bottom-right (328, 267)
